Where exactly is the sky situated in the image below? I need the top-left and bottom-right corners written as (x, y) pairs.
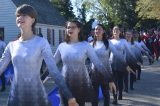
top-left (70, 0), bottom-right (83, 15)
top-left (70, 0), bottom-right (98, 28)
top-left (71, 0), bottom-right (92, 20)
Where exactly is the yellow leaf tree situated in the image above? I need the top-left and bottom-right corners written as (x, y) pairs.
top-left (136, 0), bottom-right (160, 19)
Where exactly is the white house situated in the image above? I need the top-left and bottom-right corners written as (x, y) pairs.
top-left (0, 0), bottom-right (66, 52)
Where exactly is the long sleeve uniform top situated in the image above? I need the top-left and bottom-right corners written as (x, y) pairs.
top-left (109, 39), bottom-right (137, 71)
top-left (54, 41), bottom-right (112, 100)
top-left (126, 41), bottom-right (142, 67)
top-left (139, 41), bottom-right (151, 52)
top-left (91, 40), bottom-right (121, 72)
top-left (135, 41), bottom-right (152, 60)
top-left (92, 41), bottom-right (112, 72)
top-left (0, 36), bottom-right (72, 106)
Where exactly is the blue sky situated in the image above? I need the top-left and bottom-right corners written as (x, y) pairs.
top-left (70, 0), bottom-right (98, 28)
top-left (70, 0), bottom-right (82, 14)
top-left (71, 0), bottom-right (92, 21)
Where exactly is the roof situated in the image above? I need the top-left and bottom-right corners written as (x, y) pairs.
top-left (12, 0), bottom-right (66, 26)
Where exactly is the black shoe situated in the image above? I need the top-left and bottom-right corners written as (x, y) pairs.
top-left (118, 95), bottom-right (122, 100)
top-left (137, 77), bottom-right (140, 80)
top-left (0, 88), bottom-right (5, 92)
top-left (130, 87), bottom-right (134, 90)
top-left (149, 59), bottom-right (153, 65)
top-left (124, 89), bottom-right (128, 93)
top-left (112, 93), bottom-right (118, 104)
top-left (112, 99), bottom-right (117, 105)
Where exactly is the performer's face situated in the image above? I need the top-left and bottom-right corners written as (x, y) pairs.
top-left (16, 14), bottom-right (35, 30)
top-left (113, 27), bottom-right (120, 38)
top-left (66, 22), bottom-right (80, 39)
top-left (95, 25), bottom-right (104, 40)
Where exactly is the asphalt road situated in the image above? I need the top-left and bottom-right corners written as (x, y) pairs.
top-left (108, 57), bottom-right (160, 106)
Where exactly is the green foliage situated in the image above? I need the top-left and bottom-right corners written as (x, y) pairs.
top-left (136, 0), bottom-right (160, 20)
top-left (84, 0), bottom-right (138, 29)
top-left (135, 19), bottom-right (160, 30)
top-left (77, 4), bottom-right (87, 24)
top-left (51, 0), bottom-right (75, 20)
top-left (83, 19), bottom-right (95, 38)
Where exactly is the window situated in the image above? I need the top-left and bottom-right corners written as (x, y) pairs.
top-left (59, 30), bottom-right (62, 43)
top-left (59, 30), bottom-right (65, 43)
top-left (63, 30), bottom-right (65, 40)
top-left (39, 28), bottom-right (42, 34)
top-left (0, 28), bottom-right (4, 41)
top-left (52, 29), bottom-right (55, 46)
top-left (35, 28), bottom-right (42, 36)
top-left (47, 28), bottom-right (51, 44)
top-left (35, 28), bottom-right (38, 35)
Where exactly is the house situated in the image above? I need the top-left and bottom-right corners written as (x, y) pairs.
top-left (0, 0), bottom-right (66, 51)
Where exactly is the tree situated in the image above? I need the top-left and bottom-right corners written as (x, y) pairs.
top-left (84, 0), bottom-right (138, 29)
top-left (83, 19), bottom-right (95, 39)
top-left (136, 19), bottom-right (160, 30)
top-left (84, 0), bottom-right (112, 24)
top-left (51, 0), bottom-right (75, 20)
top-left (136, 0), bottom-right (160, 20)
top-left (76, 4), bottom-right (87, 24)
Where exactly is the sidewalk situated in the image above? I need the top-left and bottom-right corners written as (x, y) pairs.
top-left (108, 57), bottom-right (160, 106)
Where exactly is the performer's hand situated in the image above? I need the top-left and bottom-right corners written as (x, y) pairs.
top-left (137, 62), bottom-right (142, 66)
top-left (0, 71), bottom-right (2, 76)
top-left (109, 82), bottom-right (116, 92)
top-left (126, 66), bottom-right (135, 74)
top-left (68, 98), bottom-right (79, 106)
